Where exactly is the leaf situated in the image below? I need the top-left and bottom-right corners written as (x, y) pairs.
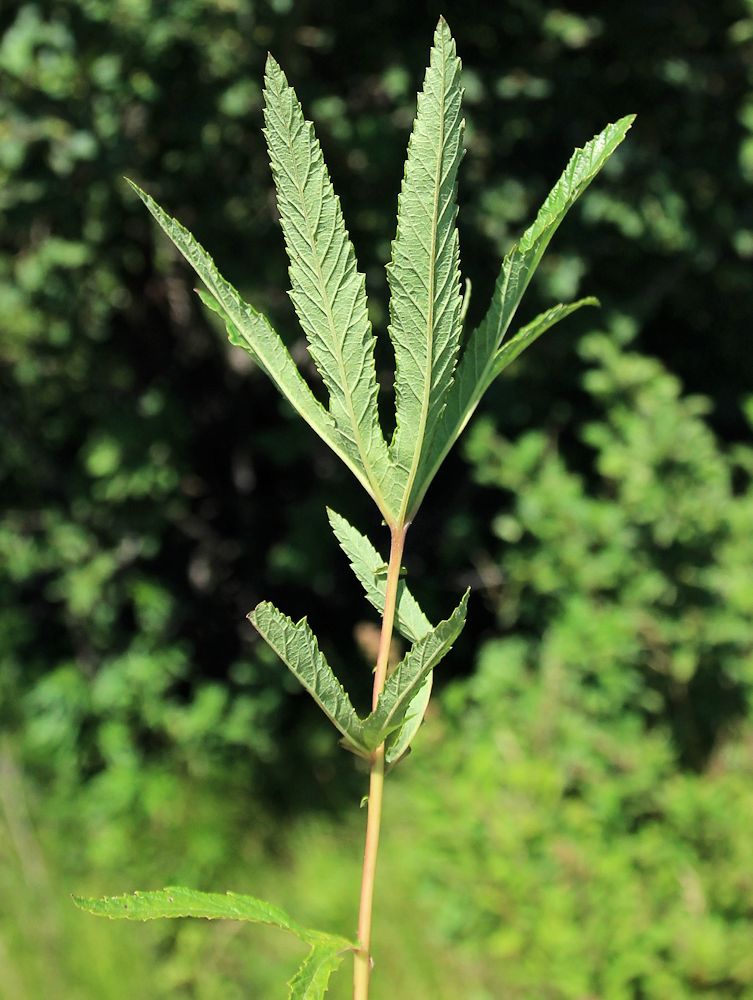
top-left (288, 944), bottom-right (345, 1000)
top-left (249, 601), bottom-right (368, 755)
top-left (72, 886), bottom-right (353, 951)
top-left (361, 589), bottom-right (469, 748)
top-left (384, 673), bottom-right (433, 767)
top-left (263, 58), bottom-right (394, 518)
top-left (126, 180), bottom-right (385, 515)
top-left (387, 17), bottom-right (465, 522)
top-left (489, 297), bottom-right (599, 379)
top-left (408, 115), bottom-right (635, 518)
top-left (73, 885), bottom-right (305, 930)
top-left (74, 886), bottom-right (352, 997)
top-left (195, 287), bottom-right (250, 358)
top-left (326, 508), bottom-right (431, 643)
top-left (327, 508), bottom-right (436, 761)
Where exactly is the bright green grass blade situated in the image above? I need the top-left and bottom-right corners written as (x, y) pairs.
top-left (263, 58), bottom-right (394, 519)
top-left (489, 297), bottom-right (599, 380)
top-left (249, 601), bottom-right (368, 755)
top-left (386, 17), bottom-right (465, 522)
top-left (408, 115), bottom-right (635, 518)
top-left (361, 589), bottom-right (469, 748)
top-left (287, 943), bottom-right (346, 999)
top-left (127, 180), bottom-right (383, 513)
top-left (72, 887), bottom-right (353, 951)
top-left (326, 508), bottom-right (431, 643)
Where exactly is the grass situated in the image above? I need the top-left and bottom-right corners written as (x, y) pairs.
top-left (0, 742), bottom-right (491, 999)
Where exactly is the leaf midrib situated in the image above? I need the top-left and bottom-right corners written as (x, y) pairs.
top-left (407, 207), bottom-right (504, 520)
top-left (397, 36), bottom-right (450, 526)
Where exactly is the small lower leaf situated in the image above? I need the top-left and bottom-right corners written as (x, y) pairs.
top-left (72, 886), bottom-right (353, 952)
top-left (287, 943), bottom-right (346, 999)
top-left (327, 508), bottom-right (431, 643)
top-left (362, 589), bottom-right (470, 749)
top-left (249, 601), bottom-right (369, 755)
top-left (196, 287), bottom-right (259, 365)
top-left (385, 673), bottom-right (432, 767)
top-left (327, 509), bottom-right (439, 761)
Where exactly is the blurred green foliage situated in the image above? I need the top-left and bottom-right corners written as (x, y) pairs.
top-left (403, 327), bottom-right (753, 997)
top-left (2, 0), bottom-right (753, 997)
top-left (5, 329), bottom-right (753, 998)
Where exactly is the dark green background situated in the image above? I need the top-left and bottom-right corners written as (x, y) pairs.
top-left (2, 2), bottom-right (753, 997)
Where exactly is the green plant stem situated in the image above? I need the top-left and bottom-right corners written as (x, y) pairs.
top-left (353, 523), bottom-right (407, 1000)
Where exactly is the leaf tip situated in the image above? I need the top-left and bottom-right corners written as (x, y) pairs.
top-left (264, 51), bottom-right (285, 88)
top-left (325, 506), bottom-right (345, 530)
top-left (434, 14), bottom-right (455, 42)
top-left (247, 602), bottom-right (267, 626)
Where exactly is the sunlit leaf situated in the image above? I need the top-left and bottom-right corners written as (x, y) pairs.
top-left (249, 601), bottom-right (368, 755)
top-left (384, 674), bottom-right (433, 767)
top-left (72, 886), bottom-right (353, 951)
top-left (387, 17), bottom-right (465, 522)
top-left (263, 58), bottom-right (395, 518)
top-left (126, 181), bottom-right (383, 512)
top-left (287, 943), bottom-right (346, 999)
top-left (327, 508), bottom-right (437, 762)
top-left (409, 116), bottom-right (635, 517)
top-left (489, 297), bottom-right (599, 379)
top-left (361, 589), bottom-right (469, 748)
top-left (326, 508), bottom-right (431, 643)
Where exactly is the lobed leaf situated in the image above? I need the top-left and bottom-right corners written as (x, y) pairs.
top-left (327, 508), bottom-right (438, 762)
top-left (361, 589), bottom-right (469, 749)
top-left (287, 943), bottom-right (346, 999)
top-left (263, 58), bottom-right (395, 519)
top-left (327, 508), bottom-right (435, 762)
top-left (195, 287), bottom-right (251, 358)
top-left (384, 673), bottom-right (433, 767)
top-left (72, 886), bottom-right (353, 951)
top-left (326, 508), bottom-right (432, 643)
top-left (387, 17), bottom-right (465, 523)
top-left (126, 180), bottom-right (382, 511)
top-left (408, 115), bottom-right (635, 518)
top-left (489, 297), bottom-right (599, 380)
top-left (249, 602), bottom-right (368, 755)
